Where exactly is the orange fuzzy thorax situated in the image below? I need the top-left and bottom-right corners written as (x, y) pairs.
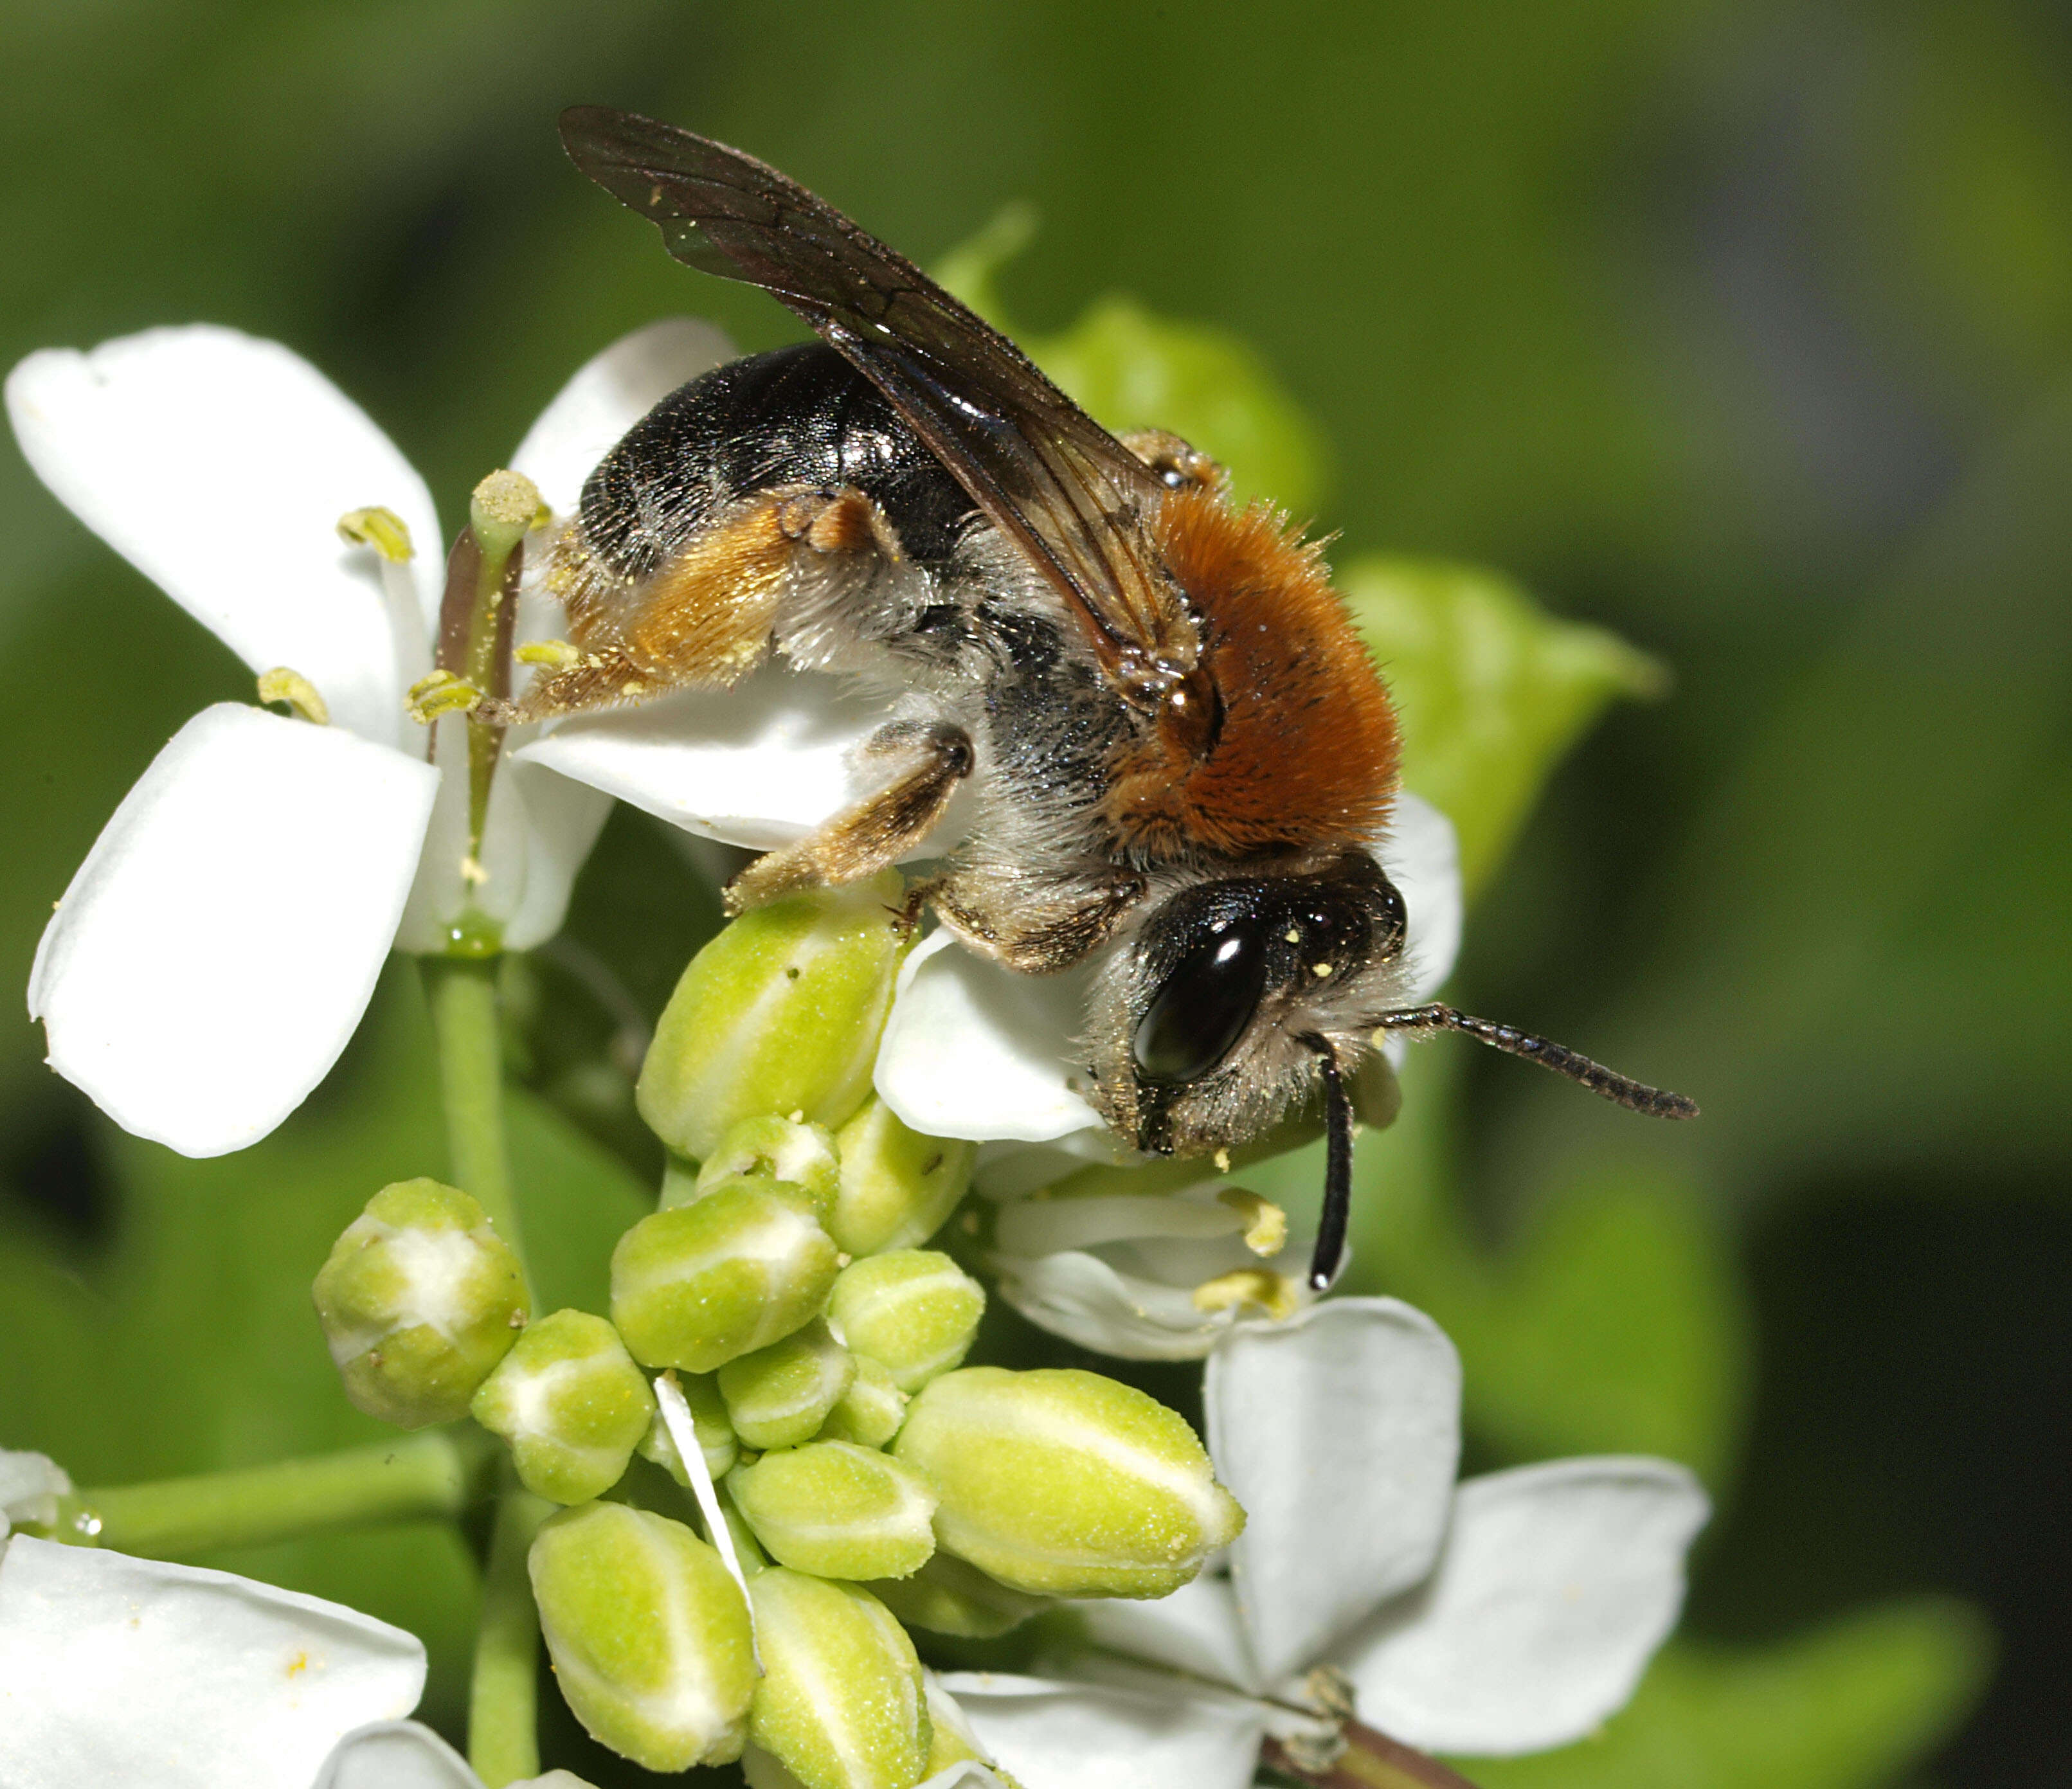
top-left (1102, 488), bottom-right (1400, 863)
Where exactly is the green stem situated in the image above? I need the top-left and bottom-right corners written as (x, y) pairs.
top-left (469, 1477), bottom-right (552, 1786)
top-left (422, 955), bottom-right (527, 1277)
top-left (73, 1430), bottom-right (488, 1560)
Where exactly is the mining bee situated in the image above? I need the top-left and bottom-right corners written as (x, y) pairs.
top-left (501, 107), bottom-right (1696, 1287)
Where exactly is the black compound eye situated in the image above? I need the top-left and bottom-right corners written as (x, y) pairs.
top-left (1132, 917), bottom-right (1272, 1083)
top-left (1374, 875), bottom-right (1407, 953)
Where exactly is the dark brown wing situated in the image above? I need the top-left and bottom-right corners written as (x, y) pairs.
top-left (559, 105), bottom-right (1196, 694)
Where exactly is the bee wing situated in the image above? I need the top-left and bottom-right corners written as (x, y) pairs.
top-left (559, 106), bottom-right (1194, 687)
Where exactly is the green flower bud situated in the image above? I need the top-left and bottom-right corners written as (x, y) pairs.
top-left (640, 1371), bottom-right (738, 1484)
top-left (611, 1181), bottom-right (840, 1373)
top-left (636, 876), bottom-right (910, 1160)
top-left (717, 1320), bottom-right (857, 1452)
top-left (312, 1178), bottom-right (528, 1428)
top-left (827, 1251), bottom-right (984, 1394)
top-left (730, 1441), bottom-right (937, 1581)
top-left (748, 1569), bottom-right (929, 1789)
top-left (827, 1099), bottom-right (975, 1257)
top-left (892, 1367), bottom-right (1243, 1599)
top-left (529, 1501), bottom-right (755, 1770)
top-left (698, 1116), bottom-right (842, 1223)
top-left (863, 1551), bottom-right (1050, 1640)
top-left (815, 1353), bottom-right (908, 1449)
top-left (469, 1309), bottom-right (654, 1504)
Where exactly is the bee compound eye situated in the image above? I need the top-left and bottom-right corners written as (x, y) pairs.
top-left (1374, 874), bottom-right (1408, 953)
top-left (1132, 917), bottom-right (1273, 1084)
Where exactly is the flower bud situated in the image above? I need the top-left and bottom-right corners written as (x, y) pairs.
top-left (611, 1181), bottom-right (840, 1373)
top-left (892, 1367), bottom-right (1243, 1599)
top-left (698, 1116), bottom-right (842, 1223)
top-left (469, 1309), bottom-right (654, 1504)
top-left (640, 1371), bottom-right (738, 1484)
top-left (827, 1098), bottom-right (975, 1257)
top-left (717, 1320), bottom-right (857, 1452)
top-left (815, 1353), bottom-right (908, 1449)
top-left (730, 1441), bottom-right (937, 1581)
top-left (924, 1675), bottom-right (1018, 1783)
top-left (827, 1251), bottom-right (984, 1394)
top-left (748, 1569), bottom-right (929, 1789)
top-left (636, 876), bottom-right (910, 1160)
top-left (529, 1500), bottom-right (755, 1770)
top-left (312, 1178), bottom-right (528, 1428)
top-left (863, 1552), bottom-right (1049, 1640)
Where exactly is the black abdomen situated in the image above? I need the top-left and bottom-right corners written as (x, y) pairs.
top-left (578, 341), bottom-right (979, 576)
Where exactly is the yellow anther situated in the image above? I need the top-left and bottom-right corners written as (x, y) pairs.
top-left (336, 506), bottom-right (415, 563)
top-left (1213, 1147), bottom-right (1232, 1173)
top-left (516, 638), bottom-right (582, 670)
top-left (468, 469), bottom-right (547, 555)
top-left (1191, 1269), bottom-right (1299, 1322)
top-left (1305, 1665), bottom-right (1356, 1722)
top-left (1216, 1189), bottom-right (1288, 1257)
top-left (406, 669), bottom-right (482, 724)
top-left (256, 667), bottom-right (329, 726)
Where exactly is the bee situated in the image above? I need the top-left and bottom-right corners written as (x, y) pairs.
top-left (507, 107), bottom-right (1697, 1288)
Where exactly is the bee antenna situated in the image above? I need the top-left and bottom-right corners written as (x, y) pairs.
top-left (1373, 1004), bottom-right (1699, 1120)
top-left (1301, 1034), bottom-right (1355, 1292)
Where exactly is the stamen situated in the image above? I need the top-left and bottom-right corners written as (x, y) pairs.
top-left (336, 505), bottom-right (415, 563)
top-left (255, 667), bottom-right (329, 725)
top-left (516, 638), bottom-right (582, 669)
top-left (1192, 1269), bottom-right (1299, 1321)
top-left (1216, 1189), bottom-right (1288, 1257)
top-left (406, 669), bottom-right (482, 723)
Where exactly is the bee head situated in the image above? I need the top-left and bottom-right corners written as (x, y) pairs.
top-left (1084, 851), bottom-right (1410, 1158)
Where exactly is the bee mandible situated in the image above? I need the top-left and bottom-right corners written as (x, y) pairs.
top-left (494, 107), bottom-right (1697, 1289)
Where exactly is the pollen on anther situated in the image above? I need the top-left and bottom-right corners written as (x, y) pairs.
top-left (1312, 962), bottom-right (1334, 978)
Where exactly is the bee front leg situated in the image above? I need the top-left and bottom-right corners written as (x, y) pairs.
top-left (723, 720), bottom-right (973, 915)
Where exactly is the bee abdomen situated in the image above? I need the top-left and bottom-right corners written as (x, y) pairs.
top-left (574, 341), bottom-right (978, 582)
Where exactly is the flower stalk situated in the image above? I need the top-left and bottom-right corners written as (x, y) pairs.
top-left (469, 1475), bottom-right (553, 1788)
top-left (59, 1429), bottom-right (488, 1558)
top-left (423, 954), bottom-right (526, 1274)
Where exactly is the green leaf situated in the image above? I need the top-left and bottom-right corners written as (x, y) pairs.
top-left (1025, 298), bottom-right (1329, 513)
top-left (1466, 1601), bottom-right (1992, 1789)
top-left (1340, 556), bottom-right (1663, 894)
top-left (933, 208), bottom-right (1328, 510)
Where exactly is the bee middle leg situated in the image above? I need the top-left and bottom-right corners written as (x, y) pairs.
top-left (723, 719), bottom-right (973, 915)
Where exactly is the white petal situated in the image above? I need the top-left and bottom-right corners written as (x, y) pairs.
top-left (744, 1749), bottom-right (1005, 1789)
top-left (312, 1721), bottom-right (478, 1789)
top-left (28, 705), bottom-right (437, 1156)
top-left (993, 1191), bottom-right (1249, 1255)
top-left (0, 1450), bottom-right (72, 1538)
top-left (0, 1538), bottom-right (424, 1789)
top-left (971, 1129), bottom-right (1133, 1199)
top-left (6, 327), bottom-right (441, 749)
top-left (513, 670), bottom-right (890, 850)
top-left (1338, 1456), bottom-right (1709, 1755)
top-left (875, 931), bottom-right (1103, 1142)
top-left (510, 318), bottom-right (736, 519)
top-left (1386, 793), bottom-right (1461, 1000)
top-left (992, 1246), bottom-right (1245, 1362)
top-left (938, 1672), bottom-right (1266, 1789)
top-left (392, 723), bottom-right (612, 955)
top-left (1206, 1299), bottom-right (1462, 1685)
top-left (1075, 1572), bottom-right (1257, 1691)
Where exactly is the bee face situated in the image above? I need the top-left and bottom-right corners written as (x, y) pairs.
top-left (1085, 853), bottom-right (1411, 1157)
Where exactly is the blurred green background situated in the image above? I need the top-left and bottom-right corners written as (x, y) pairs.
top-left (2, 3), bottom-right (2067, 1785)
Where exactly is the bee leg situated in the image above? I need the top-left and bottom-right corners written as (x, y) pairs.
top-left (926, 869), bottom-right (1146, 973)
top-left (723, 721), bottom-right (972, 915)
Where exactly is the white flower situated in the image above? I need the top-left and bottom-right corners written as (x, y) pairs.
top-left (8, 318), bottom-right (730, 1157)
top-left (941, 1299), bottom-right (1709, 1783)
top-left (0, 1533), bottom-right (425, 1789)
